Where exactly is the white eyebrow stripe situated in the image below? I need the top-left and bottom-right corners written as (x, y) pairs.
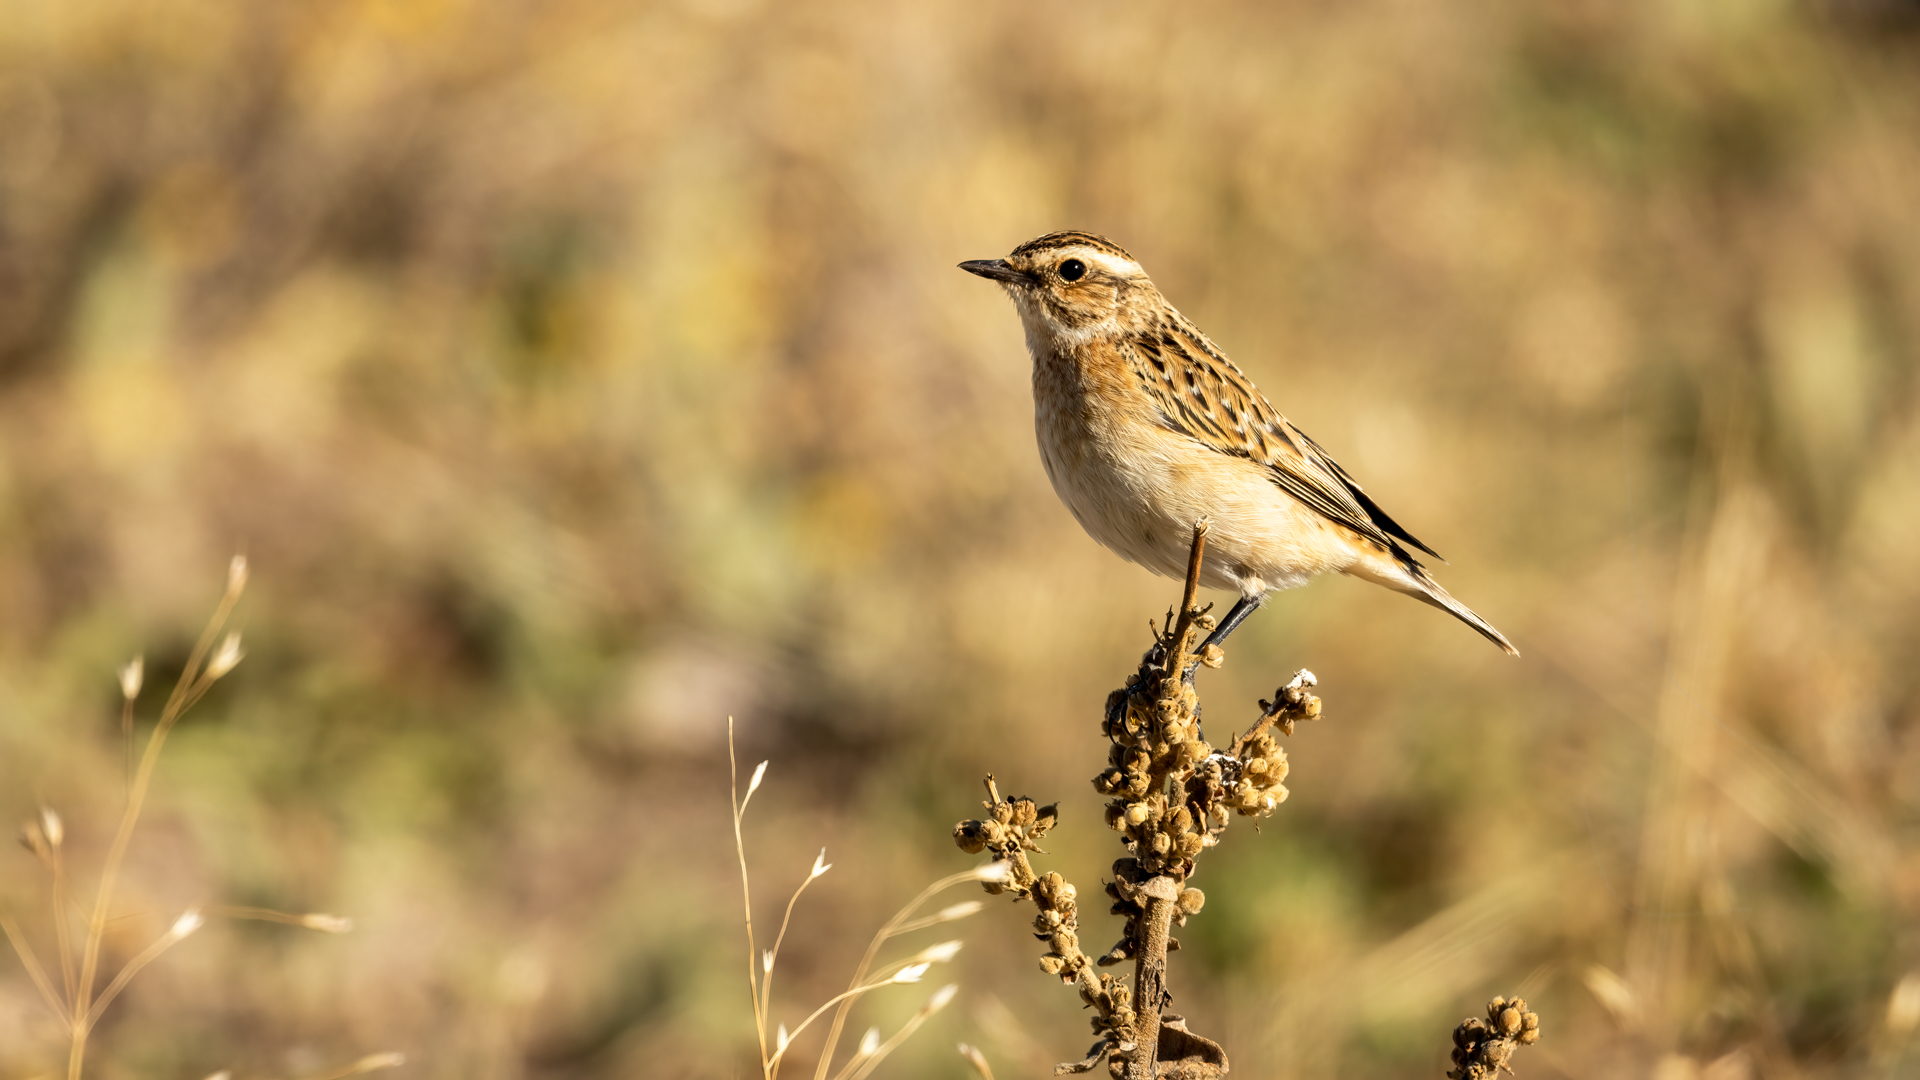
top-left (1076, 250), bottom-right (1142, 277)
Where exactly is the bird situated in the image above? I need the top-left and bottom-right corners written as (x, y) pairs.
top-left (959, 230), bottom-right (1518, 658)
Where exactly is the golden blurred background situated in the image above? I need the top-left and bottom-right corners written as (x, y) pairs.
top-left (3, 1), bottom-right (1919, 1077)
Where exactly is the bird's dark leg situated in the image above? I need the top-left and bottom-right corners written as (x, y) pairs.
top-left (1181, 595), bottom-right (1263, 685)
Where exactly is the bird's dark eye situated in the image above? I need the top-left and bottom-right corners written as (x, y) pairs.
top-left (1059, 258), bottom-right (1086, 282)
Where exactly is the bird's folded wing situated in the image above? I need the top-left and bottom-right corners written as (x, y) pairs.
top-left (1122, 320), bottom-right (1443, 562)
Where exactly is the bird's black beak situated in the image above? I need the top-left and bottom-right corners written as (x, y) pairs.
top-left (959, 259), bottom-right (1029, 285)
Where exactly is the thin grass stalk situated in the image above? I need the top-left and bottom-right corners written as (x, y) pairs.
top-left (880, 901), bottom-right (980, 936)
top-left (206, 905), bottom-right (350, 931)
top-left (83, 914), bottom-right (199, 1029)
top-left (759, 859), bottom-right (828, 1043)
top-left (811, 869), bottom-right (981, 1080)
top-left (839, 987), bottom-right (956, 1080)
top-left (767, 975), bottom-right (921, 1074)
top-left (0, 904), bottom-right (64, 1016)
top-left (120, 694), bottom-right (135, 798)
top-left (731, 718), bottom-right (772, 1079)
top-left (49, 832), bottom-right (76, 1006)
top-left (290, 1051), bottom-right (407, 1080)
top-left (69, 570), bottom-right (243, 1080)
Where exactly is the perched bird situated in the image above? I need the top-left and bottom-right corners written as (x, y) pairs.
top-left (960, 230), bottom-right (1517, 657)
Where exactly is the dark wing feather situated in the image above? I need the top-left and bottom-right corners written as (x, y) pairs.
top-left (1120, 316), bottom-right (1443, 561)
top-left (1291, 430), bottom-right (1443, 560)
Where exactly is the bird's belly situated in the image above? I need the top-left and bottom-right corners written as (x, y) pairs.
top-left (1035, 411), bottom-right (1354, 597)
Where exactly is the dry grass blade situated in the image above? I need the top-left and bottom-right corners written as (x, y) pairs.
top-left (836, 985), bottom-right (958, 1080)
top-left (65, 560), bottom-right (246, 1080)
top-left (84, 910), bottom-right (204, 1028)
top-left (760, 849), bottom-right (833, 1040)
top-left (730, 716), bottom-right (773, 1078)
top-left (0, 902), bottom-right (64, 1017)
top-left (291, 1051), bottom-right (407, 1080)
top-left (958, 1042), bottom-right (995, 1080)
top-left (811, 868), bottom-right (995, 1080)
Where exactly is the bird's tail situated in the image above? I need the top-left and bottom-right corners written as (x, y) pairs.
top-left (1348, 553), bottom-right (1520, 657)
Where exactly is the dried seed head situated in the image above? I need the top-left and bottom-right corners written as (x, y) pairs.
top-left (1177, 888), bottom-right (1205, 915)
top-left (914, 940), bottom-right (964, 964)
top-left (858, 1028), bottom-right (881, 1057)
top-left (227, 555), bottom-right (250, 595)
top-left (892, 962), bottom-right (931, 984)
top-left (205, 633), bottom-right (245, 680)
top-left (1498, 1007), bottom-right (1521, 1036)
top-left (38, 807), bottom-right (62, 847)
top-left (935, 900), bottom-right (984, 922)
top-left (170, 909), bottom-right (206, 938)
top-left (952, 821), bottom-right (989, 854)
top-left (119, 656), bottom-right (144, 700)
top-left (300, 913), bottom-right (353, 933)
top-left (973, 861), bottom-right (1012, 883)
top-left (926, 984), bottom-right (959, 1012)
top-left (959, 1043), bottom-right (992, 1078)
top-left (809, 848), bottom-right (832, 880)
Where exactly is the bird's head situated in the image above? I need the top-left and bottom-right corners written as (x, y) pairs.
top-left (960, 231), bottom-right (1152, 346)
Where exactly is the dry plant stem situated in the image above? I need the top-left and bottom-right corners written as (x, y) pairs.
top-left (50, 834), bottom-right (76, 1005)
top-left (761, 862), bottom-right (828, 1049)
top-left (1128, 525), bottom-right (1209, 1079)
top-left (0, 905), bottom-right (63, 1016)
top-left (83, 921), bottom-right (194, 1028)
top-left (207, 905), bottom-right (332, 927)
top-left (730, 718), bottom-right (772, 1079)
top-left (120, 696), bottom-right (135, 797)
top-left (773, 974), bottom-right (955, 1076)
top-left (1168, 521), bottom-right (1209, 663)
top-left (1126, 878), bottom-right (1178, 1080)
top-left (839, 1003), bottom-right (941, 1080)
top-left (290, 1052), bottom-right (407, 1080)
top-left (70, 571), bottom-right (244, 1080)
top-left (812, 869), bottom-right (985, 1080)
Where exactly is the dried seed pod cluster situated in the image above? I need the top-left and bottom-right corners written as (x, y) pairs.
top-left (951, 779), bottom-right (1057, 897)
top-left (1447, 995), bottom-right (1542, 1079)
top-left (952, 527), bottom-right (1326, 1080)
top-left (1034, 871), bottom-right (1137, 1049)
top-left (954, 784), bottom-right (1136, 1056)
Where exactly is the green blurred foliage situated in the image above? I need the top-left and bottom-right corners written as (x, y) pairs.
top-left (2, 0), bottom-right (1919, 1077)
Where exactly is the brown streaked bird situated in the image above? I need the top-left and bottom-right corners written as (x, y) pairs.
top-left (960, 230), bottom-right (1518, 658)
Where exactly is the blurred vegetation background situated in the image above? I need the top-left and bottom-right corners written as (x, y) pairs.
top-left (2, 1), bottom-right (1919, 1077)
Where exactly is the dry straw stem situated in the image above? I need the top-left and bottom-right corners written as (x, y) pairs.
top-left (958, 1042), bottom-right (995, 1079)
top-left (729, 719), bottom-right (986, 1080)
top-left (290, 1051), bottom-right (408, 1080)
top-left (954, 523), bottom-right (1322, 1080)
top-left (0, 558), bottom-right (286, 1080)
top-left (1446, 996), bottom-right (1541, 1079)
top-left (68, 557), bottom-right (248, 1080)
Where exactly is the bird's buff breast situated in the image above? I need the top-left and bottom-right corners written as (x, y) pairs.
top-left (1030, 364), bottom-right (1344, 597)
